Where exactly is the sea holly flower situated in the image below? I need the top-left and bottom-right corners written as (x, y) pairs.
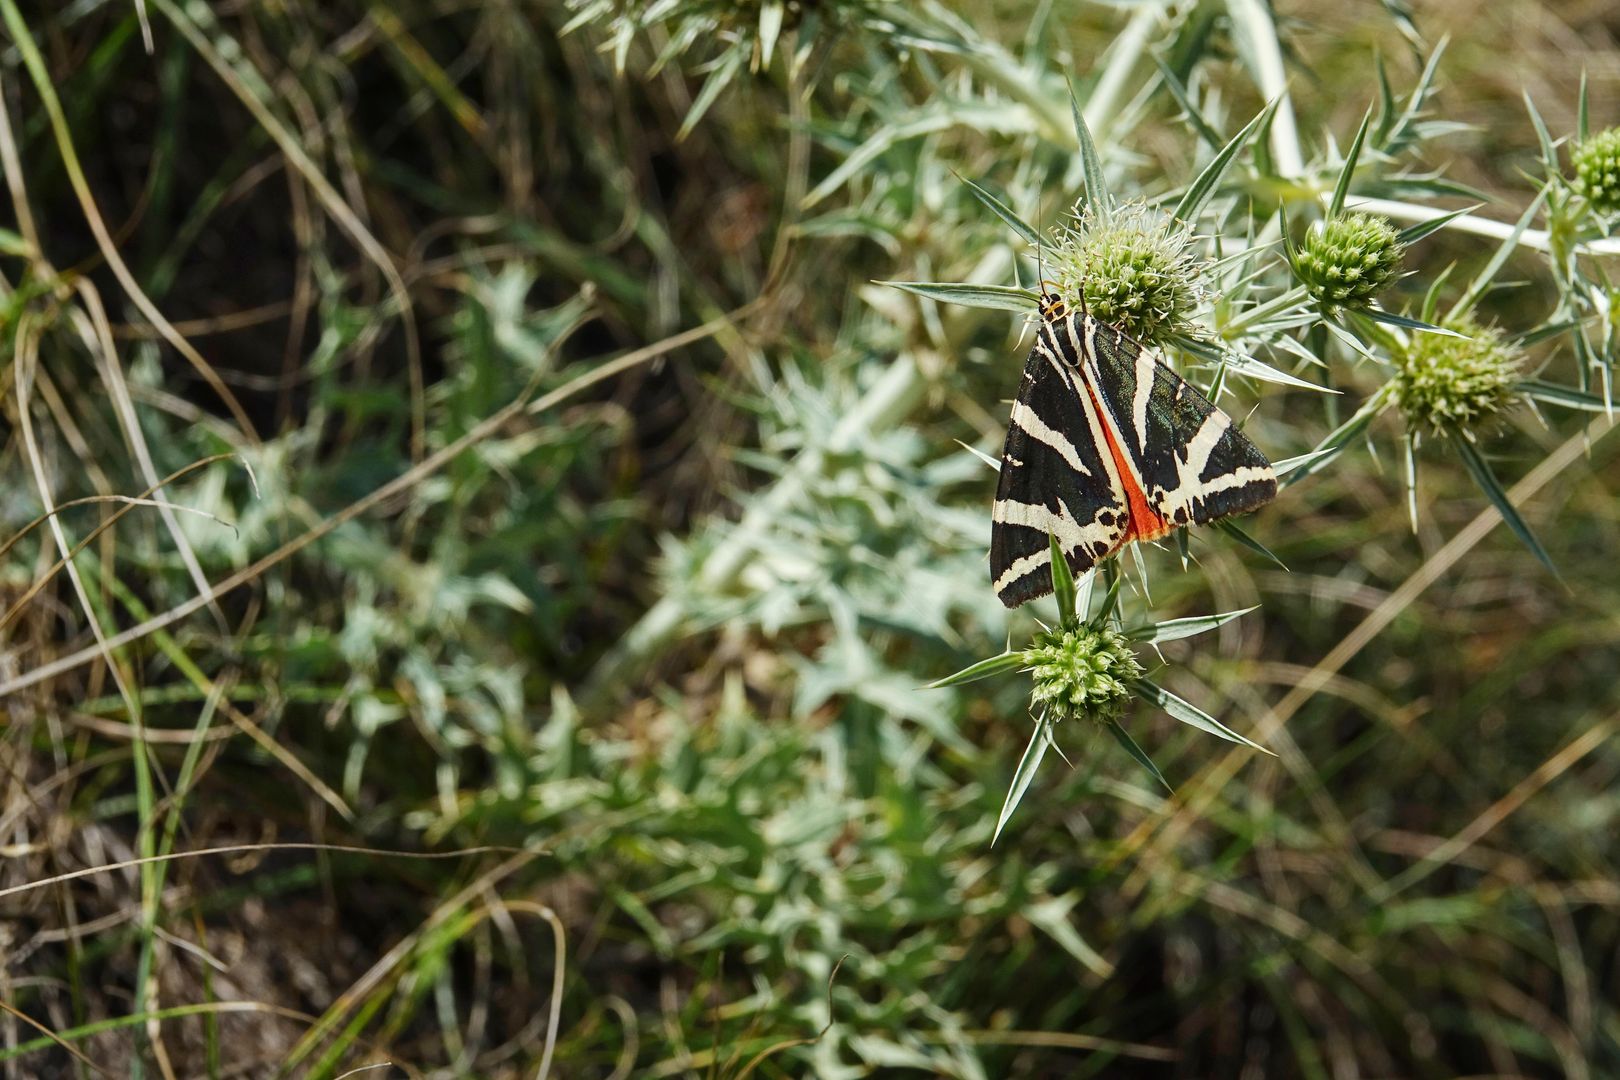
top-left (1023, 623), bottom-right (1141, 726)
top-left (931, 534), bottom-right (1272, 842)
top-left (1046, 201), bottom-right (1207, 347)
top-left (1294, 212), bottom-right (1405, 311)
top-left (1388, 315), bottom-right (1523, 437)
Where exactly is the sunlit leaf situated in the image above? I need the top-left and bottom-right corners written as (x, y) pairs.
top-left (1124, 607), bottom-right (1258, 644)
top-left (995, 717), bottom-right (1055, 843)
top-left (877, 280), bottom-right (1037, 312)
top-left (928, 650), bottom-right (1024, 689)
top-left (1132, 679), bottom-right (1273, 754)
top-left (1446, 427), bottom-right (1557, 574)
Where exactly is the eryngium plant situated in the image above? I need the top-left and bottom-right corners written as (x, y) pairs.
top-left (933, 534), bottom-right (1271, 842)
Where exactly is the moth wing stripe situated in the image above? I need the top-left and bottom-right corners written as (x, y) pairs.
top-left (991, 496), bottom-right (1118, 549)
top-left (993, 548), bottom-right (1052, 596)
top-left (1182, 465), bottom-right (1274, 498)
top-left (1131, 346), bottom-right (1156, 455)
top-left (1008, 398), bottom-right (1093, 479)
top-left (1180, 409), bottom-right (1233, 482)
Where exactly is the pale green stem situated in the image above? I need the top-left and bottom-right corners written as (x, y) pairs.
top-left (1225, 0), bottom-right (1304, 177)
top-left (1348, 195), bottom-right (1620, 256)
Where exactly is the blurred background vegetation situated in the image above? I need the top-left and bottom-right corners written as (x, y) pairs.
top-left (2, 0), bottom-right (1618, 1076)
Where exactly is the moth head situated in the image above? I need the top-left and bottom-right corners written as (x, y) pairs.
top-left (1038, 292), bottom-right (1067, 320)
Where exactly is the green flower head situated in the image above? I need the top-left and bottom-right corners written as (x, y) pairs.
top-left (1021, 623), bottom-right (1143, 725)
top-left (1572, 127), bottom-right (1620, 215)
top-left (1295, 212), bottom-right (1404, 310)
top-left (1388, 317), bottom-right (1523, 437)
top-left (1046, 202), bottom-right (1206, 346)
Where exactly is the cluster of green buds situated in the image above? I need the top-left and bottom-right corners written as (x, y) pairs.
top-left (1571, 127), bottom-right (1620, 215)
top-left (1294, 211), bottom-right (1405, 310)
top-left (1047, 201), bottom-right (1207, 346)
top-left (1023, 624), bottom-right (1141, 725)
top-left (932, 536), bottom-right (1273, 840)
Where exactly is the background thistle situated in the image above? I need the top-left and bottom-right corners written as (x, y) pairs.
top-left (1388, 318), bottom-right (1523, 438)
top-left (1571, 127), bottom-right (1620, 215)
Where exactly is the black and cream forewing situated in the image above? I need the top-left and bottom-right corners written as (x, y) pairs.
top-left (989, 313), bottom-right (1129, 607)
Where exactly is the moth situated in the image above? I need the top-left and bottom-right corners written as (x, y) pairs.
top-left (990, 294), bottom-right (1277, 607)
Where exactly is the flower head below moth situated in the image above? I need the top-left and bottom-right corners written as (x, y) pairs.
top-left (1023, 623), bottom-right (1142, 726)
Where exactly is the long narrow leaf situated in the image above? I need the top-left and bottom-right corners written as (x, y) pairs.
top-left (1364, 307), bottom-right (1467, 337)
top-left (1446, 428), bottom-right (1558, 574)
top-left (1283, 390), bottom-right (1387, 487)
top-left (1124, 607), bottom-right (1258, 645)
top-left (1521, 378), bottom-right (1614, 414)
top-left (1522, 90), bottom-right (1559, 177)
top-left (994, 718), bottom-right (1055, 843)
top-left (1106, 720), bottom-right (1170, 792)
top-left (1070, 80), bottom-right (1110, 220)
top-left (1221, 348), bottom-right (1343, 392)
top-left (1151, 53), bottom-right (1221, 149)
top-left (1274, 446), bottom-right (1340, 477)
top-left (1172, 98), bottom-right (1279, 224)
top-left (877, 280), bottom-right (1037, 312)
top-left (958, 174), bottom-right (1040, 246)
top-left (1049, 531), bottom-right (1077, 626)
top-left (677, 45), bottom-right (745, 140)
top-left (1214, 519), bottom-right (1287, 569)
top-left (1395, 204), bottom-right (1482, 246)
top-left (1578, 70), bottom-right (1590, 142)
top-left (1328, 106), bottom-right (1374, 218)
top-left (929, 651), bottom-right (1024, 689)
top-left (1452, 188), bottom-right (1548, 319)
top-left (1132, 679), bottom-right (1273, 754)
